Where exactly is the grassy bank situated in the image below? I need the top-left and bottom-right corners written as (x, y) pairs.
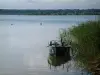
top-left (60, 21), bottom-right (100, 75)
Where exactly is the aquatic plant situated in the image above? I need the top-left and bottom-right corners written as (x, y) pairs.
top-left (59, 28), bottom-right (72, 46)
top-left (60, 21), bottom-right (100, 74)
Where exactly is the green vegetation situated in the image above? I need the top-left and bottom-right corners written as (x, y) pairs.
top-left (0, 9), bottom-right (100, 15)
top-left (60, 21), bottom-right (100, 74)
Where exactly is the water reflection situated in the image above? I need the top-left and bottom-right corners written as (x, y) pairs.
top-left (48, 55), bottom-right (71, 69)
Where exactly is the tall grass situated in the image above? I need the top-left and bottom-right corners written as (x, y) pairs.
top-left (60, 21), bottom-right (100, 70)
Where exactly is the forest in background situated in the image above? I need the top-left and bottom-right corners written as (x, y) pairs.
top-left (0, 9), bottom-right (100, 15)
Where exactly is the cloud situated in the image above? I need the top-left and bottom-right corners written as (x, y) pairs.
top-left (0, 0), bottom-right (100, 9)
top-left (27, 0), bottom-right (85, 3)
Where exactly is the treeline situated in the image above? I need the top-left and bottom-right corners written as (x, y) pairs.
top-left (0, 9), bottom-right (100, 15)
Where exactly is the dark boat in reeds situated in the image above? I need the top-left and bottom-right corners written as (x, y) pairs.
top-left (47, 40), bottom-right (71, 68)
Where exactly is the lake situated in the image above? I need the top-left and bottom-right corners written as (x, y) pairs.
top-left (0, 15), bottom-right (98, 75)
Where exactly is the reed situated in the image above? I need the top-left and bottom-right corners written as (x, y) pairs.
top-left (59, 21), bottom-right (100, 73)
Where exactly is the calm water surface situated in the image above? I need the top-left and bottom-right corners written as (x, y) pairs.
top-left (0, 15), bottom-right (98, 75)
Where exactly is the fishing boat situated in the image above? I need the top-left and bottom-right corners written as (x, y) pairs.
top-left (47, 40), bottom-right (71, 68)
top-left (48, 40), bottom-right (71, 56)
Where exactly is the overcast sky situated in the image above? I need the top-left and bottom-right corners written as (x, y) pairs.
top-left (0, 0), bottom-right (100, 9)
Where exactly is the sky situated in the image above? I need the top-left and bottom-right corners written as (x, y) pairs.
top-left (0, 0), bottom-right (100, 9)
